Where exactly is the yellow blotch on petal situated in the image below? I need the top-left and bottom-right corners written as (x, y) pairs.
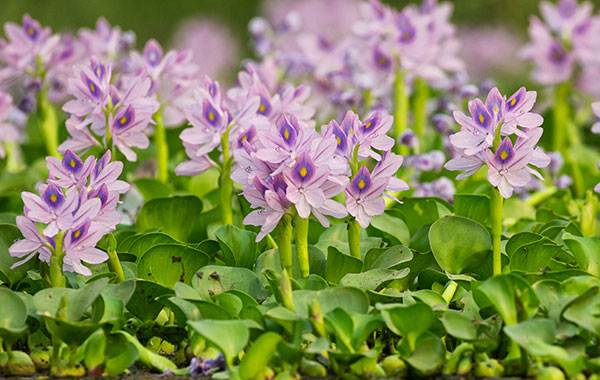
top-left (500, 150), bottom-right (509, 160)
top-left (208, 111), bottom-right (215, 122)
top-left (284, 127), bottom-right (290, 140)
top-left (358, 179), bottom-right (366, 189)
top-left (70, 159), bottom-right (76, 168)
top-left (510, 97), bottom-right (517, 106)
top-left (50, 193), bottom-right (57, 203)
top-left (89, 82), bottom-right (96, 93)
top-left (478, 113), bottom-right (485, 123)
top-left (259, 103), bottom-right (266, 113)
top-left (299, 166), bottom-right (307, 177)
top-left (336, 136), bottom-right (341, 146)
top-left (74, 229), bottom-right (81, 239)
top-left (119, 116), bottom-right (128, 125)
top-left (365, 121), bottom-right (372, 129)
top-left (27, 26), bottom-right (34, 36)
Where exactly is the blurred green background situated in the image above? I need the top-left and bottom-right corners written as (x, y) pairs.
top-left (1, 0), bottom-right (600, 86)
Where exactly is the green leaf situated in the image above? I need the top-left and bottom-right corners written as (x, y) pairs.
top-left (378, 303), bottom-right (434, 350)
top-left (293, 287), bottom-right (370, 316)
top-left (504, 319), bottom-right (585, 377)
top-left (126, 280), bottom-right (173, 321)
top-left (255, 246), bottom-right (325, 280)
top-left (509, 237), bottom-right (565, 272)
top-left (188, 320), bottom-right (249, 368)
top-left (239, 332), bottom-right (282, 380)
top-left (440, 310), bottom-right (477, 341)
top-left (324, 246), bottom-right (362, 284)
top-left (563, 233), bottom-right (600, 277)
top-left (0, 288), bottom-right (28, 343)
top-left (134, 178), bottom-right (171, 200)
top-left (136, 195), bottom-right (203, 241)
top-left (476, 274), bottom-right (539, 325)
top-left (193, 265), bottom-right (268, 301)
top-left (340, 268), bottom-right (409, 291)
top-left (405, 333), bottom-right (445, 375)
top-left (104, 332), bottom-right (140, 376)
top-left (369, 245), bottom-right (413, 270)
top-left (0, 223), bottom-right (37, 286)
top-left (429, 216), bottom-right (491, 274)
top-left (563, 291), bottom-right (600, 336)
top-left (454, 193), bottom-right (490, 227)
top-left (215, 224), bottom-right (257, 269)
top-left (369, 211), bottom-right (410, 245)
top-left (138, 244), bottom-right (209, 288)
top-left (127, 233), bottom-right (178, 262)
top-left (393, 197), bottom-right (452, 236)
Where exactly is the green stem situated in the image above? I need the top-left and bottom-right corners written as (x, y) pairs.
top-left (525, 186), bottom-right (557, 207)
top-left (277, 214), bottom-right (293, 274)
top-left (441, 280), bottom-right (458, 303)
top-left (364, 89), bottom-right (373, 112)
top-left (37, 87), bottom-right (59, 158)
top-left (220, 125), bottom-right (234, 225)
top-left (582, 190), bottom-right (598, 237)
top-left (348, 218), bottom-right (361, 260)
top-left (49, 231), bottom-right (66, 288)
top-left (413, 77), bottom-right (429, 143)
top-left (393, 69), bottom-right (409, 155)
top-left (294, 214), bottom-right (310, 278)
top-left (553, 82), bottom-right (569, 154)
top-left (565, 148), bottom-right (585, 199)
top-left (490, 188), bottom-right (503, 276)
top-left (107, 249), bottom-right (125, 283)
top-left (154, 108), bottom-right (169, 184)
top-left (443, 342), bottom-right (473, 375)
top-left (4, 141), bottom-right (25, 172)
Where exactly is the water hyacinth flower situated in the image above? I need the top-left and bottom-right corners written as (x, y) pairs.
top-left (60, 57), bottom-right (160, 161)
top-left (78, 17), bottom-right (135, 64)
top-left (10, 150), bottom-right (129, 281)
top-left (0, 91), bottom-right (19, 158)
top-left (446, 87), bottom-right (549, 198)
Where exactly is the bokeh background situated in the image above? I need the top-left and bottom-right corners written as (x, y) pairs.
top-left (1, 0), bottom-right (600, 88)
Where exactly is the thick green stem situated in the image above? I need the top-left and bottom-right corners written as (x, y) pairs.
top-left (277, 214), bottom-right (293, 274)
top-left (582, 190), bottom-right (598, 237)
top-left (413, 77), bottom-right (429, 144)
top-left (553, 82), bottom-right (569, 154)
top-left (219, 124), bottom-right (234, 225)
top-left (364, 89), bottom-right (373, 112)
top-left (107, 249), bottom-right (125, 283)
top-left (49, 231), bottom-right (66, 288)
top-left (294, 214), bottom-right (310, 278)
top-left (443, 342), bottom-right (473, 375)
top-left (154, 108), bottom-right (169, 184)
top-left (441, 280), bottom-right (458, 303)
top-left (393, 69), bottom-right (409, 155)
top-left (490, 188), bottom-right (503, 276)
top-left (37, 88), bottom-right (59, 158)
top-left (4, 141), bottom-right (25, 172)
top-left (348, 218), bottom-right (361, 260)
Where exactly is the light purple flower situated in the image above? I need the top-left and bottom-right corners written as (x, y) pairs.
top-left (345, 166), bottom-right (387, 228)
top-left (283, 152), bottom-right (329, 218)
top-left (591, 102), bottom-right (600, 134)
top-left (243, 176), bottom-right (292, 241)
top-left (354, 111), bottom-right (394, 160)
top-left (0, 14), bottom-right (60, 80)
top-left (22, 185), bottom-right (80, 237)
top-left (9, 216), bottom-right (53, 268)
top-left (62, 219), bottom-right (109, 276)
top-left (485, 128), bottom-right (550, 198)
top-left (0, 91), bottom-right (19, 158)
top-left (78, 17), bottom-right (134, 63)
top-left (47, 150), bottom-right (95, 189)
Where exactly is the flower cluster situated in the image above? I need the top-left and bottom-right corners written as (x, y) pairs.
top-left (59, 57), bottom-right (160, 161)
top-left (0, 91), bottom-right (19, 158)
top-left (249, 0), bottom-right (464, 117)
top-left (9, 150), bottom-right (129, 275)
top-left (445, 87), bottom-right (551, 198)
top-left (231, 103), bottom-right (408, 239)
top-left (521, 0), bottom-right (600, 95)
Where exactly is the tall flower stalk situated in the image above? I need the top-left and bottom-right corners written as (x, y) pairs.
top-left (445, 87), bottom-right (550, 275)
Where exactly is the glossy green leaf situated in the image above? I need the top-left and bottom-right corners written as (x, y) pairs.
top-left (429, 215), bottom-right (491, 274)
top-left (293, 286), bottom-right (370, 317)
top-left (509, 236), bottom-right (566, 272)
top-left (476, 274), bottom-right (539, 325)
top-left (0, 288), bottom-right (28, 343)
top-left (340, 267), bottom-right (409, 291)
top-left (378, 303), bottom-right (434, 350)
top-left (214, 224), bottom-right (257, 269)
top-left (440, 310), bottom-right (477, 341)
top-left (369, 211), bottom-right (410, 245)
top-left (454, 193), bottom-right (490, 227)
top-left (239, 332), bottom-right (282, 380)
top-left (405, 333), bottom-right (445, 375)
top-left (188, 320), bottom-right (249, 368)
top-left (393, 197), bottom-right (452, 236)
top-left (127, 233), bottom-right (178, 262)
top-left (193, 265), bottom-right (269, 301)
top-left (126, 280), bottom-right (173, 321)
top-left (134, 178), bottom-right (171, 200)
top-left (138, 244), bottom-right (209, 288)
top-left (369, 245), bottom-right (413, 270)
top-left (563, 291), bottom-right (600, 335)
top-left (324, 246), bottom-right (362, 284)
top-left (563, 233), bottom-right (600, 277)
top-left (136, 195), bottom-right (203, 241)
top-left (504, 319), bottom-right (585, 377)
